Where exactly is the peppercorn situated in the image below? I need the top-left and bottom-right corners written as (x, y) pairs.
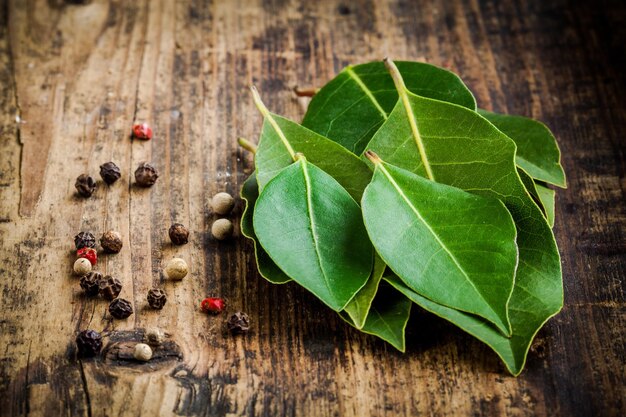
top-left (211, 192), bottom-right (235, 215)
top-left (80, 271), bottom-right (102, 296)
top-left (98, 275), bottom-right (122, 300)
top-left (134, 162), bottom-right (159, 187)
top-left (227, 312), bottom-right (250, 334)
top-left (133, 343), bottom-right (153, 361)
top-left (75, 174), bottom-right (96, 197)
top-left (74, 231), bottom-right (96, 250)
top-left (73, 258), bottom-right (92, 276)
top-left (76, 329), bottom-right (103, 357)
top-left (77, 247), bottom-right (98, 266)
top-left (168, 223), bottom-right (189, 245)
top-left (132, 123), bottom-right (153, 140)
top-left (146, 288), bottom-right (167, 309)
top-left (144, 327), bottom-right (165, 346)
top-left (99, 161), bottom-right (121, 185)
top-left (201, 297), bottom-right (226, 314)
top-left (100, 230), bottom-right (123, 253)
top-left (108, 298), bottom-right (133, 319)
top-left (164, 258), bottom-right (188, 280)
top-left (211, 218), bottom-right (233, 240)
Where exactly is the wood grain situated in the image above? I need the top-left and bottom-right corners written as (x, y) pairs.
top-left (0, 0), bottom-right (624, 416)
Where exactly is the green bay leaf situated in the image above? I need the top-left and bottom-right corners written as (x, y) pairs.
top-left (340, 281), bottom-right (412, 351)
top-left (253, 158), bottom-right (373, 311)
top-left (342, 253), bottom-right (386, 329)
top-left (302, 61), bottom-right (476, 155)
top-left (251, 87), bottom-right (371, 201)
top-left (240, 173), bottom-right (291, 284)
top-left (386, 274), bottom-right (533, 376)
top-left (363, 59), bottom-right (563, 374)
top-left (362, 157), bottom-right (518, 336)
top-left (478, 109), bottom-right (566, 188)
top-left (535, 183), bottom-right (556, 228)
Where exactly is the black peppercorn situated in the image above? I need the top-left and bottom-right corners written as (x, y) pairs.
top-left (108, 298), bottom-right (133, 319)
top-left (74, 231), bottom-right (96, 250)
top-left (168, 223), bottom-right (189, 245)
top-left (227, 312), bottom-right (250, 334)
top-left (134, 162), bottom-right (159, 187)
top-left (75, 174), bottom-right (96, 197)
top-left (146, 288), bottom-right (167, 309)
top-left (99, 162), bottom-right (121, 185)
top-left (80, 271), bottom-right (103, 296)
top-left (100, 230), bottom-right (123, 253)
top-left (76, 329), bottom-right (103, 357)
top-left (98, 275), bottom-right (122, 301)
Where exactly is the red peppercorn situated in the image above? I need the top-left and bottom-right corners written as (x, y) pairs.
top-left (200, 297), bottom-right (226, 314)
top-left (132, 123), bottom-right (153, 140)
top-left (77, 247), bottom-right (97, 266)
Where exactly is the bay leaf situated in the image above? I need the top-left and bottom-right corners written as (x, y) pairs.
top-left (251, 87), bottom-right (371, 201)
top-left (342, 253), bottom-right (386, 329)
top-left (340, 281), bottom-right (412, 352)
top-left (386, 274), bottom-right (532, 376)
top-left (240, 172), bottom-right (291, 284)
top-left (361, 154), bottom-right (518, 336)
top-left (535, 183), bottom-right (556, 228)
top-left (364, 59), bottom-right (563, 372)
top-left (302, 61), bottom-right (477, 154)
top-left (253, 157), bottom-right (373, 311)
top-left (478, 109), bottom-right (566, 188)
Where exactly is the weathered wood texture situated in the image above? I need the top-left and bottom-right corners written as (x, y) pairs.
top-left (0, 0), bottom-right (624, 416)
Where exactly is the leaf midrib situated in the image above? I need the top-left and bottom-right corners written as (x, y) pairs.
top-left (346, 67), bottom-right (389, 119)
top-left (376, 163), bottom-right (503, 324)
top-left (301, 160), bottom-right (335, 305)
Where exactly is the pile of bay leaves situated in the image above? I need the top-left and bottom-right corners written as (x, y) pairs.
top-left (240, 59), bottom-right (565, 376)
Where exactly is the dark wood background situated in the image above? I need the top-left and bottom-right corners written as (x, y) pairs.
top-left (0, 0), bottom-right (624, 416)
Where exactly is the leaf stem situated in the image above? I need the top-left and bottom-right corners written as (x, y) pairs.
top-left (237, 137), bottom-right (257, 154)
top-left (364, 150), bottom-right (382, 165)
top-left (383, 58), bottom-right (435, 181)
top-left (294, 86), bottom-right (319, 97)
top-left (250, 86), bottom-right (297, 161)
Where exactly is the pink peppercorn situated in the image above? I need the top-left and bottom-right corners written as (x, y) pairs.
top-left (77, 247), bottom-right (97, 266)
top-left (200, 297), bottom-right (226, 314)
top-left (132, 123), bottom-right (153, 140)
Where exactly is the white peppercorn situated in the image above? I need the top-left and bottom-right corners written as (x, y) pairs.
top-left (164, 258), bottom-right (188, 280)
top-left (144, 327), bottom-right (165, 346)
top-left (133, 343), bottom-right (153, 361)
top-left (73, 258), bottom-right (92, 276)
top-left (211, 192), bottom-right (235, 215)
top-left (211, 218), bottom-right (233, 240)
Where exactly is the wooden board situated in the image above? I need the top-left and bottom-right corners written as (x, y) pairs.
top-left (0, 0), bottom-right (624, 416)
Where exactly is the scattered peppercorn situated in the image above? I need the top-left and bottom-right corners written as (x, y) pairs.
top-left (133, 343), bottom-right (153, 361)
top-left (211, 192), bottom-right (235, 215)
top-left (75, 174), bottom-right (97, 197)
top-left (99, 161), bottom-right (121, 185)
top-left (100, 230), bottom-right (123, 253)
top-left (77, 247), bottom-right (98, 266)
top-left (108, 298), bottom-right (133, 319)
top-left (164, 258), bottom-right (188, 280)
top-left (76, 329), bottom-right (103, 357)
top-left (201, 297), bottom-right (226, 314)
top-left (73, 258), bottom-right (92, 276)
top-left (211, 218), bottom-right (233, 240)
top-left (147, 288), bottom-right (167, 309)
top-left (144, 327), bottom-right (165, 346)
top-left (134, 162), bottom-right (159, 187)
top-left (80, 271), bottom-right (102, 296)
top-left (168, 223), bottom-right (189, 245)
top-left (132, 123), bottom-right (153, 140)
top-left (227, 312), bottom-right (250, 334)
top-left (98, 275), bottom-right (122, 300)
top-left (74, 231), bottom-right (96, 249)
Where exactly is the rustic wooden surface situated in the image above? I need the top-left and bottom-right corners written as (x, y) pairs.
top-left (0, 0), bottom-right (624, 416)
